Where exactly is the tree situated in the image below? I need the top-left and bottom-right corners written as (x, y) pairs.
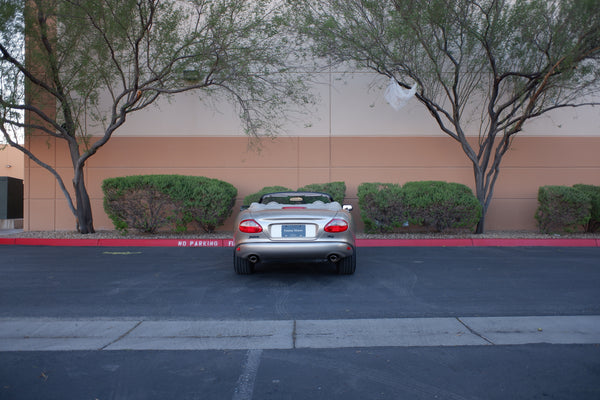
top-left (0, 0), bottom-right (310, 233)
top-left (291, 0), bottom-right (600, 232)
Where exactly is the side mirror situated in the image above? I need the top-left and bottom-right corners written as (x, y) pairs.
top-left (240, 205), bottom-right (250, 211)
top-left (342, 204), bottom-right (353, 212)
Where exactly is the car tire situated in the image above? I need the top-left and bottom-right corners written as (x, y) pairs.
top-left (234, 252), bottom-right (255, 275)
top-left (336, 248), bottom-right (356, 275)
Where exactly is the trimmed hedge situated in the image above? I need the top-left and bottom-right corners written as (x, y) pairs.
top-left (243, 182), bottom-right (347, 205)
top-left (102, 175), bottom-right (175, 234)
top-left (102, 175), bottom-right (237, 234)
top-left (298, 181), bottom-right (346, 204)
top-left (357, 181), bottom-right (481, 233)
top-left (172, 176), bottom-right (238, 233)
top-left (573, 184), bottom-right (600, 233)
top-left (357, 182), bottom-right (406, 233)
top-left (535, 185), bottom-right (591, 234)
top-left (243, 186), bottom-right (291, 206)
top-left (403, 181), bottom-right (482, 232)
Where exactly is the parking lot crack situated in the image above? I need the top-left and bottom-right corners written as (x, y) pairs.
top-left (99, 320), bottom-right (143, 350)
top-left (456, 317), bottom-right (494, 345)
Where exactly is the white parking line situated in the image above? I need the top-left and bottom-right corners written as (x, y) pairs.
top-left (232, 349), bottom-right (263, 400)
top-left (1, 316), bottom-right (599, 352)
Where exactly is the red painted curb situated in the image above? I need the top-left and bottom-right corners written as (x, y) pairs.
top-left (98, 239), bottom-right (219, 247)
top-left (98, 238), bottom-right (235, 248)
top-left (355, 238), bottom-right (474, 247)
top-left (14, 238), bottom-right (100, 247)
top-left (471, 238), bottom-right (599, 247)
top-left (356, 238), bottom-right (600, 247)
top-left (0, 237), bottom-right (598, 247)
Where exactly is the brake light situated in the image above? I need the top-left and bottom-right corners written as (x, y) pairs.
top-left (324, 219), bottom-right (348, 233)
top-left (239, 219), bottom-right (263, 233)
top-left (282, 206), bottom-right (306, 209)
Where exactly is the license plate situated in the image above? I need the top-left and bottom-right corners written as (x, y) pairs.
top-left (282, 224), bottom-right (306, 238)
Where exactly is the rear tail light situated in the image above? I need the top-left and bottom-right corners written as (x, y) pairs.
top-left (239, 219), bottom-right (263, 233)
top-left (324, 219), bottom-right (348, 233)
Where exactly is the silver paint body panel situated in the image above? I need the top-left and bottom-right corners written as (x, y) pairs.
top-left (233, 192), bottom-right (355, 263)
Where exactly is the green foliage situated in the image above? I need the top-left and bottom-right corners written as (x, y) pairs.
top-left (291, 0), bottom-right (600, 233)
top-left (243, 186), bottom-right (291, 206)
top-left (243, 182), bottom-right (347, 205)
top-left (573, 184), bottom-right (600, 233)
top-left (172, 176), bottom-right (238, 233)
top-left (102, 175), bottom-right (179, 234)
top-left (1, 0), bottom-right (312, 233)
top-left (102, 175), bottom-right (237, 234)
top-left (402, 181), bottom-right (481, 232)
top-left (535, 186), bottom-right (591, 234)
top-left (357, 181), bottom-right (481, 233)
top-left (0, 0), bottom-right (24, 143)
top-left (298, 181), bottom-right (346, 203)
top-left (357, 182), bottom-right (406, 233)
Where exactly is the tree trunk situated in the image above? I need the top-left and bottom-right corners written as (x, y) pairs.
top-left (474, 167), bottom-right (487, 234)
top-left (475, 211), bottom-right (486, 234)
top-left (69, 137), bottom-right (95, 234)
top-left (73, 171), bottom-right (95, 234)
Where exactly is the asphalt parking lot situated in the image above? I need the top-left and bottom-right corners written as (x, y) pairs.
top-left (1, 245), bottom-right (599, 399)
top-left (1, 246), bottom-right (599, 319)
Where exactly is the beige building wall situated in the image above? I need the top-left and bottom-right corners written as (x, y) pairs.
top-left (23, 134), bottom-right (600, 232)
top-left (23, 72), bottom-right (600, 232)
top-left (0, 146), bottom-right (24, 180)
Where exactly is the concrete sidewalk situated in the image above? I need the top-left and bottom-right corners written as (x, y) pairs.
top-left (2, 316), bottom-right (599, 352)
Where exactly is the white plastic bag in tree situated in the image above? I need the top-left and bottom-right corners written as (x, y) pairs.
top-left (384, 77), bottom-right (417, 111)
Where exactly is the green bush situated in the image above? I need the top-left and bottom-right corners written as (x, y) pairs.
top-left (298, 181), bottom-right (346, 204)
top-left (357, 182), bottom-right (406, 233)
top-left (573, 184), bottom-right (600, 233)
top-left (535, 185), bottom-right (591, 234)
top-left (243, 182), bottom-right (347, 205)
top-left (169, 176), bottom-right (238, 233)
top-left (102, 175), bottom-right (178, 234)
top-left (102, 175), bottom-right (237, 234)
top-left (402, 181), bottom-right (481, 232)
top-left (243, 186), bottom-right (291, 206)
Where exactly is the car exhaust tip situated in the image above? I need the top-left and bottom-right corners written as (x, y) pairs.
top-left (248, 255), bottom-right (259, 264)
top-left (328, 254), bottom-right (340, 263)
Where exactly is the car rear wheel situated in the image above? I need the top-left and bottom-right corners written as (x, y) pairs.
top-left (234, 252), bottom-right (255, 275)
top-left (336, 248), bottom-right (356, 275)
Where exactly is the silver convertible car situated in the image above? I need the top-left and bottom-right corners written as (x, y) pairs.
top-left (233, 191), bottom-right (356, 275)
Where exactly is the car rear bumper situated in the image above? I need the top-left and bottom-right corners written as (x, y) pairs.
top-left (234, 241), bottom-right (354, 263)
